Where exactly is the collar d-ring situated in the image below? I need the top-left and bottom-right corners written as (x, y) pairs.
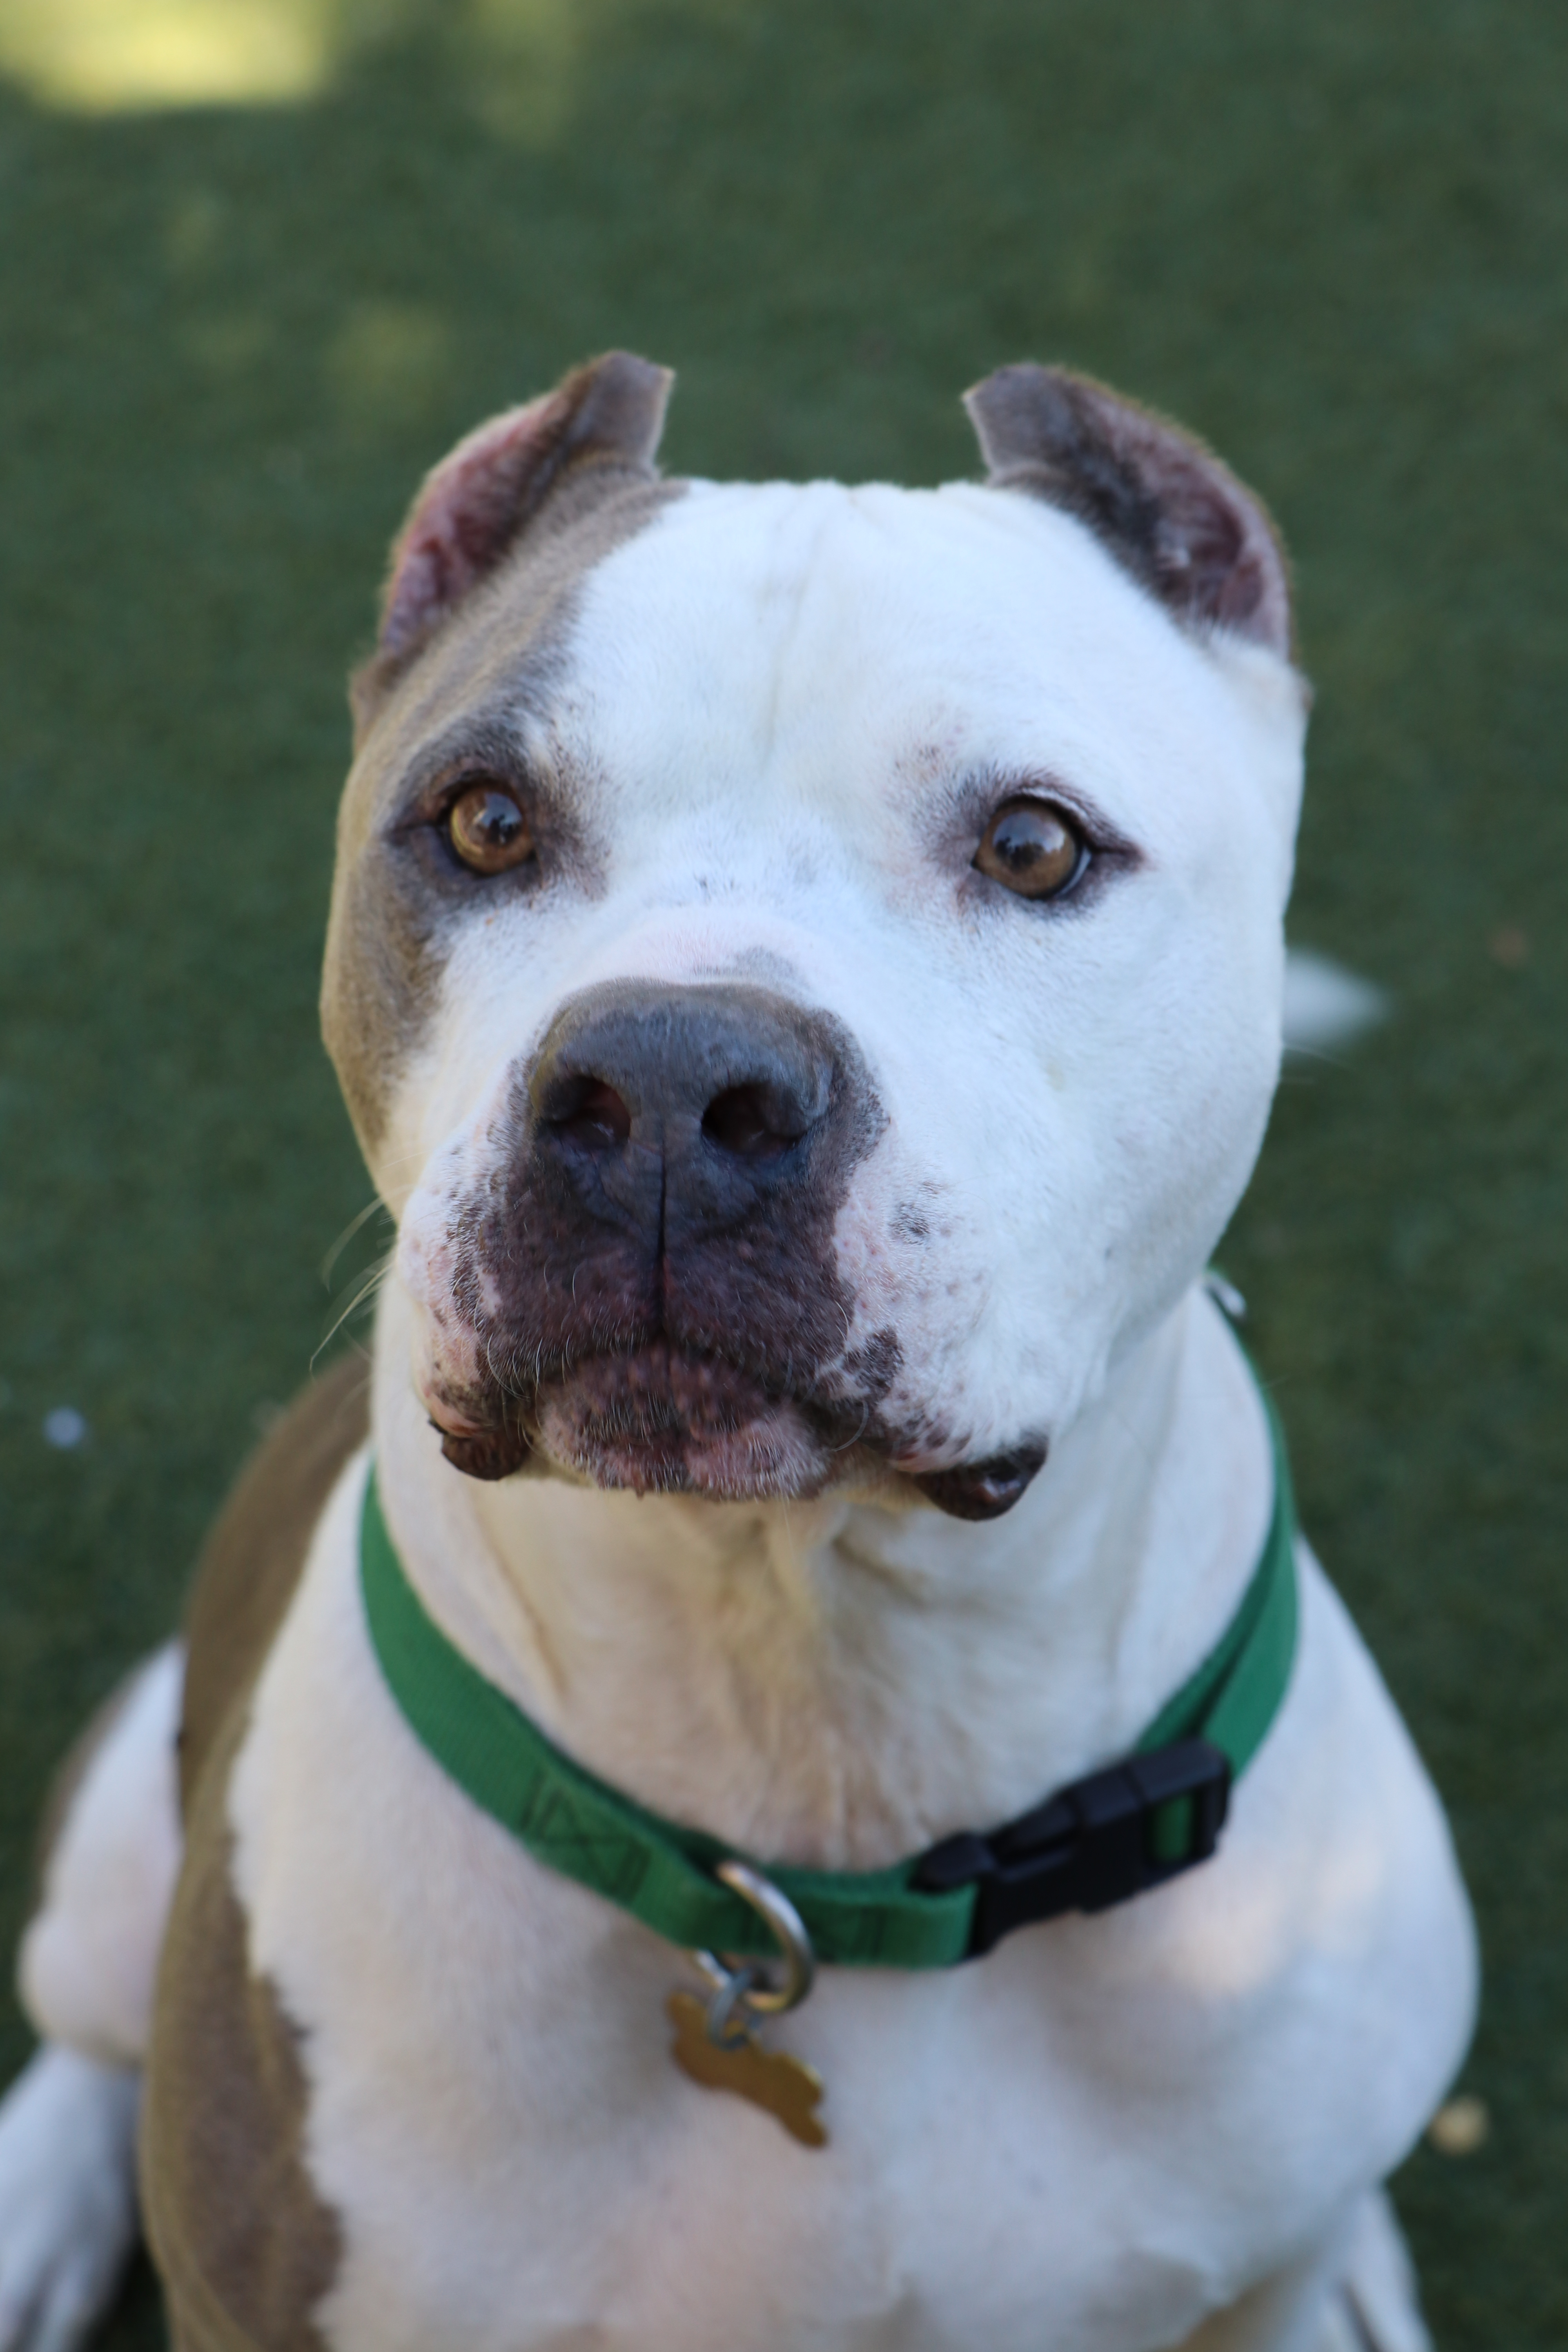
top-left (693, 1858), bottom-right (817, 2044)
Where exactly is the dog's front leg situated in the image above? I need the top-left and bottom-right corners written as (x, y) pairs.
top-left (0, 1643), bottom-right (185, 2350)
top-left (1178, 2190), bottom-right (1429, 2352)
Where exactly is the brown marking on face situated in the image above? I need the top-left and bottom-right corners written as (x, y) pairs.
top-left (144, 1354), bottom-right (371, 2348)
top-left (889, 1200), bottom-right (932, 1245)
top-left (841, 1327), bottom-right (903, 1395)
top-left (963, 364), bottom-right (1294, 659)
top-left (322, 467), bottom-right (685, 1162)
top-left (355, 350), bottom-right (673, 715)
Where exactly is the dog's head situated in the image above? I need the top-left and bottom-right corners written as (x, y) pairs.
top-left (323, 354), bottom-right (1305, 1518)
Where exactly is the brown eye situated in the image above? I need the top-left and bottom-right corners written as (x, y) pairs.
top-left (446, 781), bottom-right (535, 875)
top-left (973, 798), bottom-right (1086, 900)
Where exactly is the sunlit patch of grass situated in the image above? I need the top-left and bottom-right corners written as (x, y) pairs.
top-left (0, 0), bottom-right (338, 110)
top-left (0, 0), bottom-right (728, 119)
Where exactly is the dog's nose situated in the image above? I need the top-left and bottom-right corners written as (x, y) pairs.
top-left (528, 982), bottom-right (847, 1243)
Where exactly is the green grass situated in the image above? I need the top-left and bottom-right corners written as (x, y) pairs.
top-left (1, 1), bottom-right (1564, 2341)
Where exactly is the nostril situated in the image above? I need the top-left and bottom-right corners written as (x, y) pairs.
top-left (702, 1083), bottom-right (807, 1162)
top-left (546, 1077), bottom-right (633, 1152)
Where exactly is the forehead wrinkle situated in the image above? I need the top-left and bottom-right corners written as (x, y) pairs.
top-left (570, 485), bottom-right (918, 799)
top-left (744, 490), bottom-right (846, 784)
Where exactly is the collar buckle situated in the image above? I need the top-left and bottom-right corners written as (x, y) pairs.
top-left (913, 1737), bottom-right (1232, 1960)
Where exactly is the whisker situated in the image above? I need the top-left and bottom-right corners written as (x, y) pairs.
top-left (311, 1253), bottom-right (392, 1373)
top-left (828, 1401), bottom-right (870, 1454)
top-left (320, 1196), bottom-right (391, 1289)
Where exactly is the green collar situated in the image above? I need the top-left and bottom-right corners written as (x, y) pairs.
top-left (359, 1380), bottom-right (1297, 1969)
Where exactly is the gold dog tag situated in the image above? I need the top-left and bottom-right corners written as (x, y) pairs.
top-left (666, 1990), bottom-right (828, 2147)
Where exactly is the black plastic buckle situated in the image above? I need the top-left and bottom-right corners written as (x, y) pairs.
top-left (912, 1737), bottom-right (1232, 1960)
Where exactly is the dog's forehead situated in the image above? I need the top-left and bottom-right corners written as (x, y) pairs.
top-left (550, 476), bottom-right (1287, 835)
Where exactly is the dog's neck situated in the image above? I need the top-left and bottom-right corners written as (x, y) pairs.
top-left (370, 1282), bottom-right (1270, 1871)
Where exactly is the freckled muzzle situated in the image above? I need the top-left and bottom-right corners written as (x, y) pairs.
top-left (431, 980), bottom-right (895, 1495)
top-left (421, 979), bottom-right (1046, 1516)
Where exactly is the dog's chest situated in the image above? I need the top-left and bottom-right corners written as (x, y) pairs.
top-left (302, 1960), bottom-right (1229, 2352)
top-left (221, 1468), bottom-right (1464, 2352)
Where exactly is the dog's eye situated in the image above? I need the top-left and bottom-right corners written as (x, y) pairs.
top-left (446, 781), bottom-right (535, 875)
top-left (973, 798), bottom-right (1087, 900)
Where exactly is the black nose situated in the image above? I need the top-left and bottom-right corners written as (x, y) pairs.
top-left (529, 982), bottom-right (848, 1243)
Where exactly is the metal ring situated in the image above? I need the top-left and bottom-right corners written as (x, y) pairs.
top-left (702, 1962), bottom-right (762, 2049)
top-left (692, 1859), bottom-right (817, 2033)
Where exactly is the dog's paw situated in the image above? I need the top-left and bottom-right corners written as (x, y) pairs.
top-left (0, 2048), bottom-right (139, 2352)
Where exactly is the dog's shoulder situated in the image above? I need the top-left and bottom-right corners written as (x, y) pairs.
top-left (179, 1350), bottom-right (370, 1818)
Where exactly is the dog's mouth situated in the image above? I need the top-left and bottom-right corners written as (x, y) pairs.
top-left (426, 1342), bottom-right (844, 1501)
top-left (536, 1343), bottom-right (834, 1500)
top-left (423, 1342), bottom-right (1046, 1519)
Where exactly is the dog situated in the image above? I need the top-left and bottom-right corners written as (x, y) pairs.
top-left (0, 354), bottom-right (1475, 2352)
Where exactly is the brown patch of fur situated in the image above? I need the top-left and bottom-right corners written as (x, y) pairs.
top-left (323, 469), bottom-right (686, 1161)
top-left (143, 1765), bottom-right (341, 2350)
top-left (143, 1351), bottom-right (370, 2349)
top-left (178, 1351), bottom-right (370, 1817)
top-left (364, 350), bottom-right (672, 701)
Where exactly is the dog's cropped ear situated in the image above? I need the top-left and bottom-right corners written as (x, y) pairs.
top-left (354, 350), bottom-right (673, 722)
top-left (964, 365), bottom-right (1292, 659)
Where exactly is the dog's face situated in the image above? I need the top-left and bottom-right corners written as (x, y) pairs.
top-left (324, 357), bottom-right (1306, 1517)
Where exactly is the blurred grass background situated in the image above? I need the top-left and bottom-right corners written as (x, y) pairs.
top-left (0, 0), bottom-right (1564, 2342)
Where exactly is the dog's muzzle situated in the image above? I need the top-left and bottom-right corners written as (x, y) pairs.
top-left (422, 980), bottom-right (1045, 1516)
top-left (426, 980), bottom-right (890, 1495)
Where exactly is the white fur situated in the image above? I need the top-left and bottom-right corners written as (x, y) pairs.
top-left (0, 2049), bottom-right (139, 2352)
top-left (0, 1650), bottom-right (182, 2351)
top-left (20, 1643), bottom-right (184, 2070)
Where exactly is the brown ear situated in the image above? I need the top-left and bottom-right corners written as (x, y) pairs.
top-left (964, 365), bottom-right (1292, 659)
top-left (356, 349), bottom-right (672, 710)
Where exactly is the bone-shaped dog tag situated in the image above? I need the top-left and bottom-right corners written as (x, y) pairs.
top-left (666, 1990), bottom-right (828, 2148)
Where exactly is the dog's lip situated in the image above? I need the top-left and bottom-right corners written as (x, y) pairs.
top-left (528, 1344), bottom-right (834, 1500)
top-left (423, 1349), bottom-right (1043, 1515)
top-left (882, 1441), bottom-right (950, 1476)
top-left (421, 1355), bottom-right (1044, 1517)
top-left (421, 1338), bottom-right (873, 1497)
top-left (422, 1392), bottom-right (495, 1441)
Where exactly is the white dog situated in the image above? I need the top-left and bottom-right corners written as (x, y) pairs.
top-left (2, 355), bottom-right (1474, 2352)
